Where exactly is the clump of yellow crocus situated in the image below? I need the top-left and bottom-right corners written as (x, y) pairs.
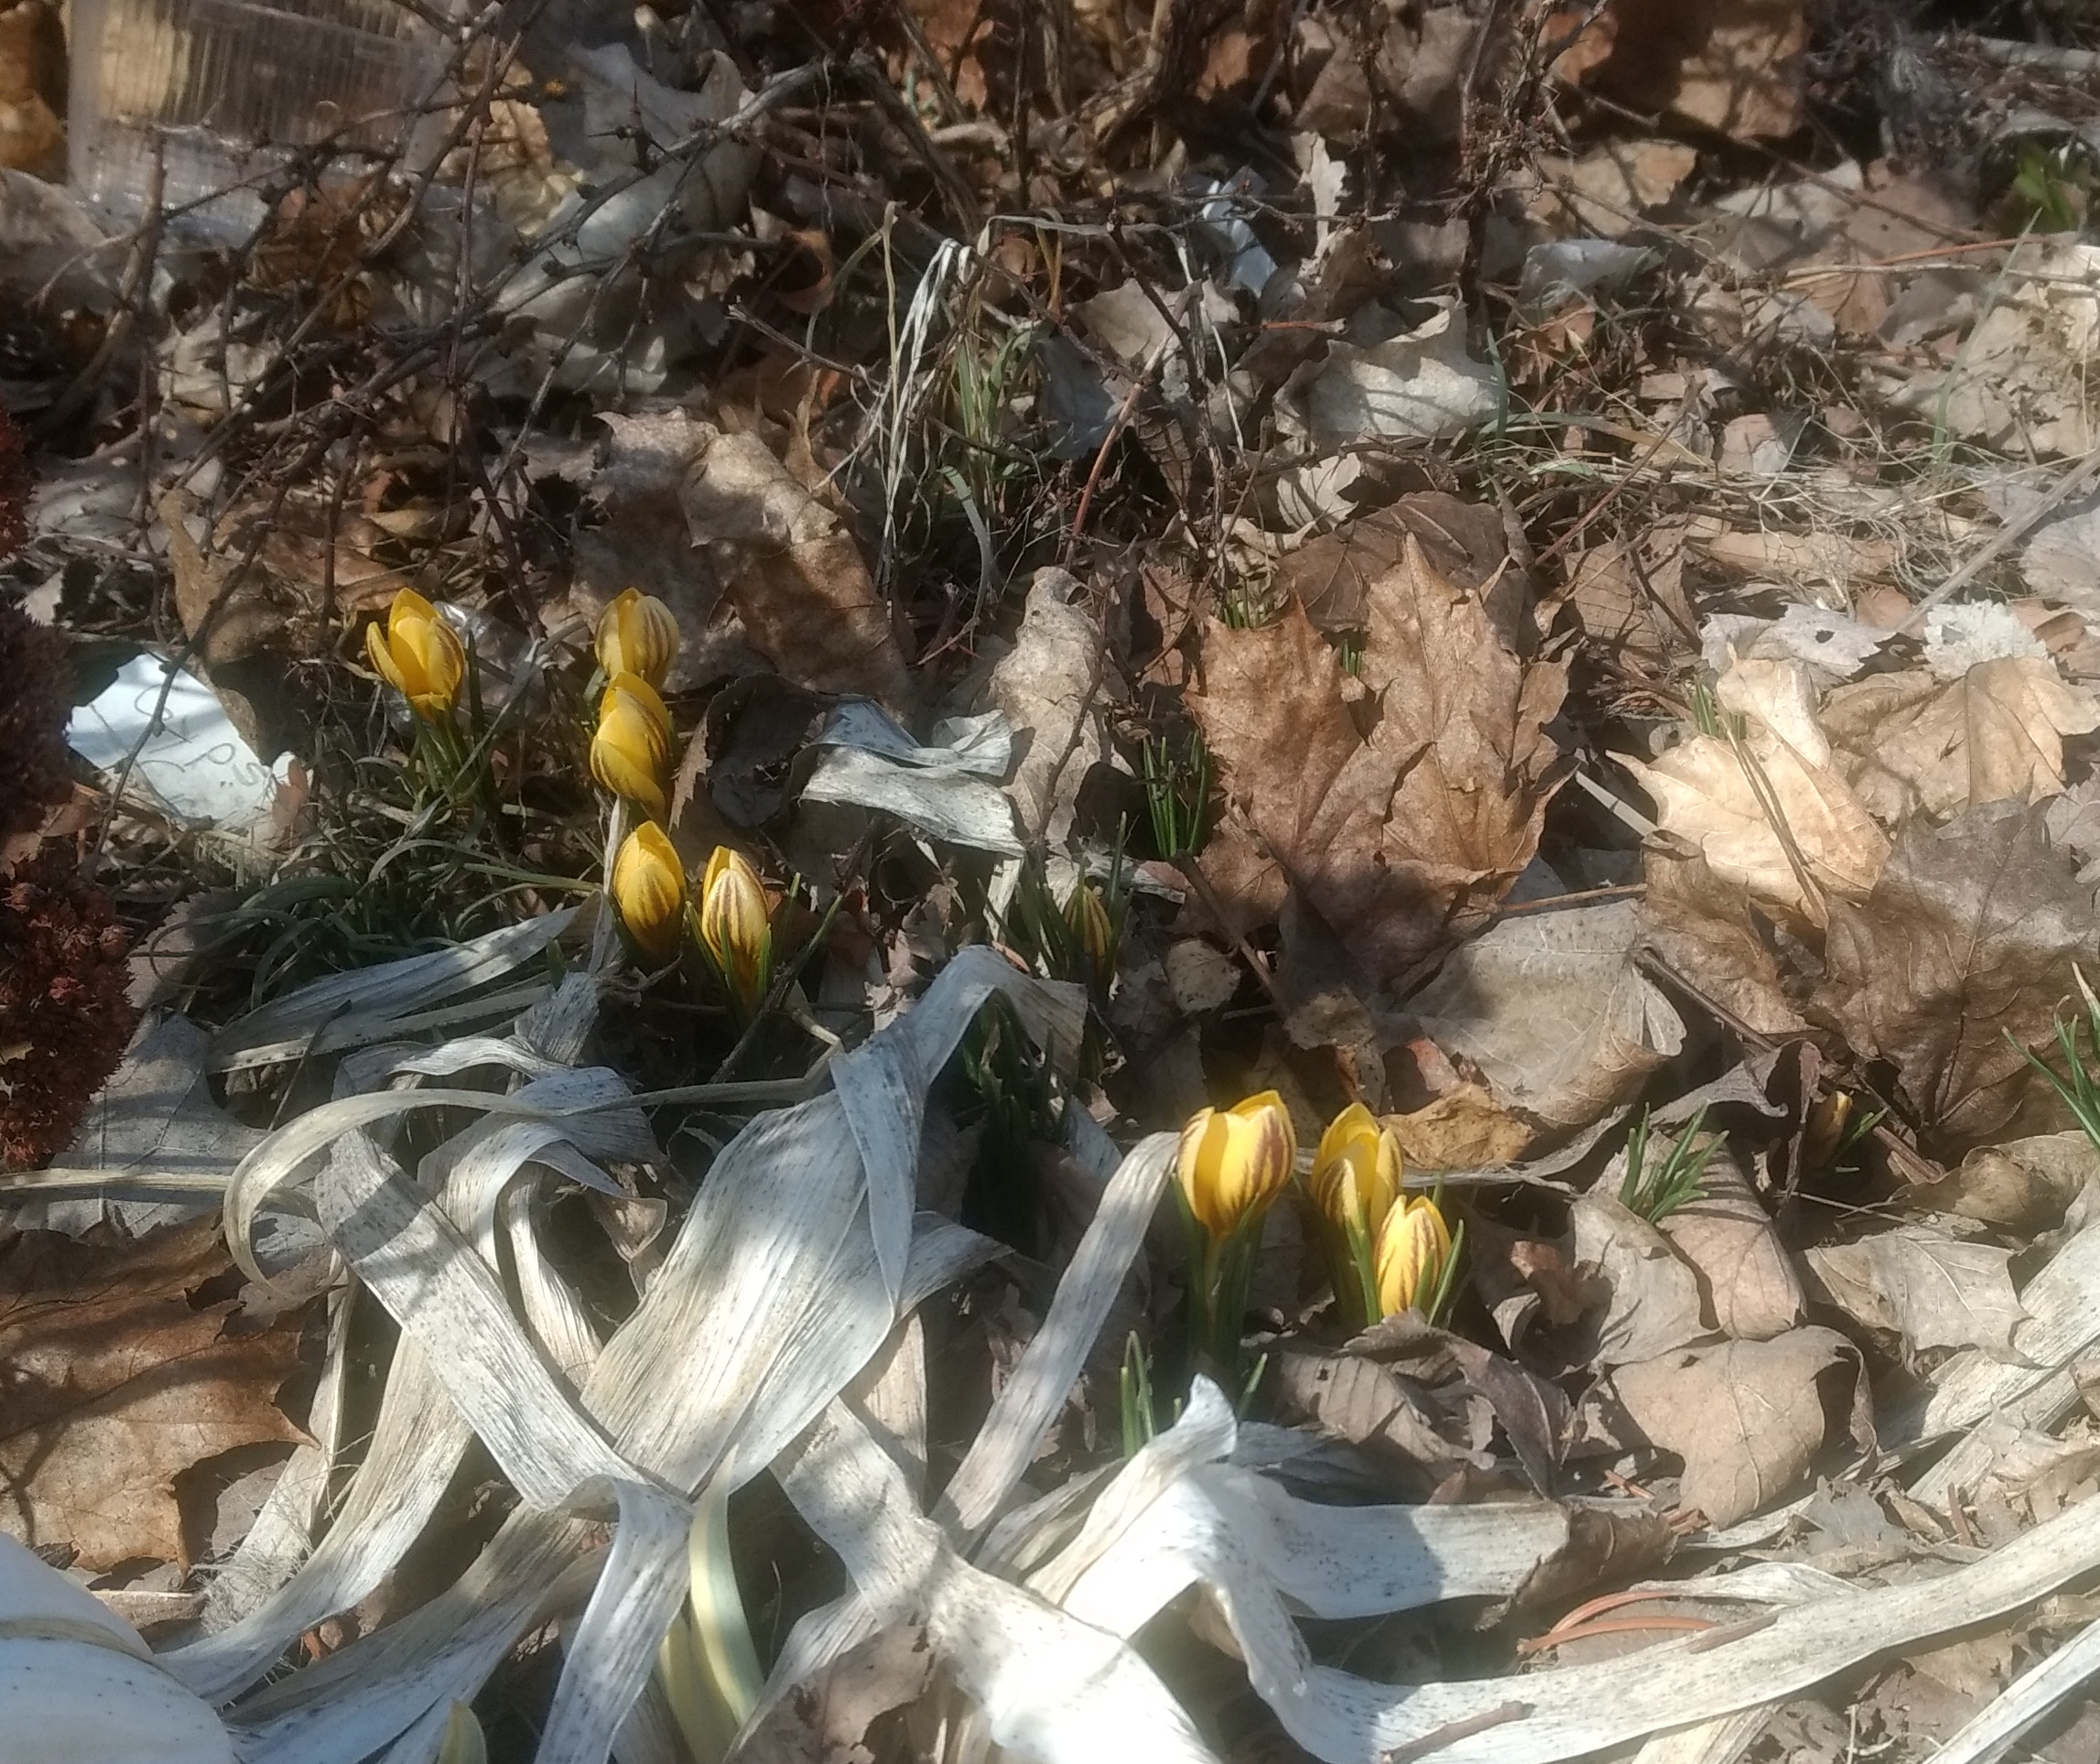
top-left (590, 671), bottom-right (673, 821)
top-left (695, 846), bottom-right (772, 1021)
top-left (1306, 1103), bottom-right (1402, 1329)
top-left (610, 822), bottom-right (687, 963)
top-left (595, 587), bottom-right (679, 689)
top-left (1176, 1090), bottom-right (1295, 1381)
top-left (365, 587), bottom-right (465, 719)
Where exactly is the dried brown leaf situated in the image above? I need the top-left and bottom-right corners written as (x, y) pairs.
top-left (1195, 535), bottom-right (1566, 1001)
top-left (1350, 1312), bottom-right (1569, 1494)
top-left (1818, 801), bottom-right (2097, 1150)
top-left (1608, 1328), bottom-right (1855, 1527)
top-left (1821, 661), bottom-right (2100, 824)
top-left (1569, 1193), bottom-right (1712, 1367)
top-left (1549, 0), bottom-right (1805, 143)
top-left (1412, 899), bottom-right (1684, 1130)
top-left (0, 1219), bottom-right (305, 1569)
top-left (1656, 1153), bottom-right (1803, 1341)
top-left (1278, 492), bottom-right (1530, 642)
top-left (1944, 1132), bottom-right (2100, 1232)
top-left (1640, 839), bottom-right (1810, 1038)
top-left (1803, 1225), bottom-right (2024, 1357)
top-left (1385, 1083), bottom-right (1538, 1167)
top-left (1270, 1347), bottom-right (1482, 1478)
top-left (1624, 659), bottom-right (1888, 926)
top-left (683, 428), bottom-right (913, 708)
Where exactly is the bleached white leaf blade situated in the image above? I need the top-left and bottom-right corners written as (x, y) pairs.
top-left (832, 1033), bottom-right (922, 1309)
top-left (533, 1480), bottom-right (693, 1764)
top-left (210, 909), bottom-right (574, 1069)
top-left (1154, 1470), bottom-right (2100, 1763)
top-left (1028, 1378), bottom-right (1237, 1607)
top-left (0, 1537), bottom-right (231, 1762)
top-left (225, 1087), bottom-right (564, 1286)
top-left (166, 1337), bottom-right (473, 1701)
top-left (226, 1510), bottom-right (593, 1764)
top-left (778, 1399), bottom-right (1218, 1764)
top-left (0, 1640), bottom-right (234, 1763)
top-left (316, 1132), bottom-right (638, 1507)
top-left (936, 1134), bottom-right (1175, 1539)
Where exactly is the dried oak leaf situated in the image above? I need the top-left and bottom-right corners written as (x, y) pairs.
top-left (0, 1217), bottom-right (306, 1569)
top-left (1608, 1327), bottom-right (1857, 1528)
top-left (1817, 801), bottom-right (2096, 1152)
top-left (1193, 535), bottom-right (1566, 1001)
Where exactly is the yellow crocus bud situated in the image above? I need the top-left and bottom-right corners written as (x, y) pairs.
top-left (365, 587), bottom-right (465, 718)
top-left (1374, 1195), bottom-right (1453, 1320)
top-left (697, 846), bottom-right (772, 1016)
top-left (1177, 1090), bottom-right (1296, 1241)
top-left (1308, 1103), bottom-right (1401, 1239)
top-left (590, 672), bottom-right (673, 820)
top-left (611, 821), bottom-right (687, 962)
top-left (1064, 881), bottom-right (1114, 973)
top-left (595, 587), bottom-right (680, 688)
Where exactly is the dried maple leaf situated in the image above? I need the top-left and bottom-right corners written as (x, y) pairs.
top-left (1640, 839), bottom-right (1810, 1038)
top-left (1821, 661), bottom-right (2100, 824)
top-left (1193, 534), bottom-right (1566, 1002)
top-left (1818, 801), bottom-right (2098, 1152)
top-left (0, 1219), bottom-right (307, 1569)
top-left (1622, 658), bottom-right (1887, 927)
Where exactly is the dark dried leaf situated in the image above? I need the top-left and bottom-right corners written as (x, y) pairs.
top-left (1194, 536), bottom-right (1565, 1003)
top-left (1640, 839), bottom-right (1809, 1038)
top-left (1817, 801), bottom-right (2096, 1151)
top-left (0, 1219), bottom-right (306, 1568)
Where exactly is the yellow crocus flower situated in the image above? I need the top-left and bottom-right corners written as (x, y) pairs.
top-left (611, 821), bottom-right (687, 962)
top-left (697, 846), bottom-right (772, 1016)
top-left (1177, 1090), bottom-right (1296, 1241)
top-left (1374, 1194), bottom-right (1454, 1320)
top-left (365, 587), bottom-right (465, 718)
top-left (590, 671), bottom-right (673, 819)
top-left (1307, 1103), bottom-right (1401, 1239)
top-left (595, 587), bottom-right (680, 688)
